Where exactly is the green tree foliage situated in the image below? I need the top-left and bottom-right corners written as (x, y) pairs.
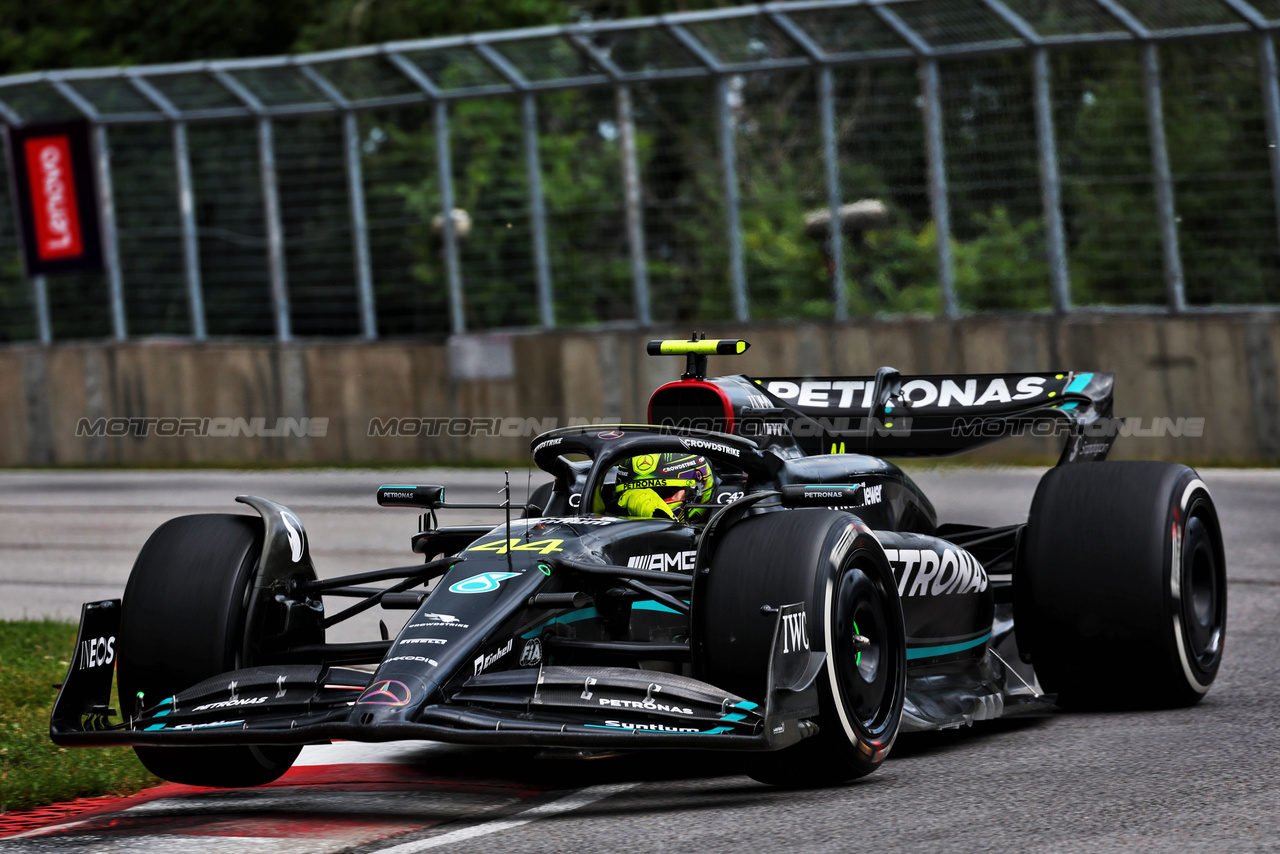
top-left (2, 2), bottom-right (1276, 339)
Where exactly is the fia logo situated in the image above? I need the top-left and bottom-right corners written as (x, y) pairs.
top-left (781, 611), bottom-right (810, 654)
top-left (519, 638), bottom-right (543, 667)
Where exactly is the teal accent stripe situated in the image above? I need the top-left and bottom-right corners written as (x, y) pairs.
top-left (906, 631), bottom-right (991, 660)
top-left (521, 607), bottom-right (599, 639)
top-left (520, 599), bottom-right (690, 638)
top-left (733, 700), bottom-right (759, 711)
top-left (1064, 372), bottom-right (1093, 394)
top-left (1059, 402), bottom-right (1079, 411)
top-left (631, 600), bottom-right (686, 615)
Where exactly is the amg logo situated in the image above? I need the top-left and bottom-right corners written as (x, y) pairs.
top-left (884, 547), bottom-right (988, 597)
top-left (782, 611), bottom-right (810, 654)
top-left (626, 550), bottom-right (696, 572)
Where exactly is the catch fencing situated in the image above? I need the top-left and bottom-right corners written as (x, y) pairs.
top-left (4, 0), bottom-right (1280, 343)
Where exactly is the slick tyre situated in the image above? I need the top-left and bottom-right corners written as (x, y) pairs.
top-left (117, 514), bottom-right (302, 787)
top-left (1017, 462), bottom-right (1226, 709)
top-left (697, 509), bottom-right (906, 787)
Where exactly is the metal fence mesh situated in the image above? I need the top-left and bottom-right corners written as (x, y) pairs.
top-left (5, 0), bottom-right (1280, 344)
top-left (1055, 44), bottom-right (1167, 307)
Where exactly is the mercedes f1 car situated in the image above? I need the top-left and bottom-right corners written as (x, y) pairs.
top-left (52, 337), bottom-right (1227, 787)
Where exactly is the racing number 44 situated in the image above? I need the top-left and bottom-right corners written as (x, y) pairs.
top-left (470, 538), bottom-right (564, 555)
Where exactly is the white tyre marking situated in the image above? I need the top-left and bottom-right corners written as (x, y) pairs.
top-left (373, 782), bottom-right (638, 853)
top-left (1172, 478), bottom-right (1212, 693)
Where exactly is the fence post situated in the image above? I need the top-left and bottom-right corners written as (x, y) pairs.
top-left (172, 121), bottom-right (207, 339)
top-left (257, 117), bottom-right (292, 341)
top-left (1141, 42), bottom-right (1186, 313)
top-left (616, 84), bottom-right (651, 326)
top-left (126, 74), bottom-right (207, 340)
top-left (1032, 48), bottom-right (1071, 313)
top-left (433, 100), bottom-right (465, 335)
top-left (342, 111), bottom-right (377, 340)
top-left (522, 93), bottom-right (554, 328)
top-left (818, 65), bottom-right (847, 321)
top-left (716, 75), bottom-right (749, 322)
top-left (31, 275), bottom-right (51, 344)
top-left (91, 124), bottom-right (127, 340)
top-left (1258, 34), bottom-right (1280, 260)
top-left (921, 59), bottom-right (957, 318)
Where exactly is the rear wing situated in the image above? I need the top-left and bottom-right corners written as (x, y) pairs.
top-left (751, 371), bottom-right (1115, 462)
top-left (641, 340), bottom-right (1115, 463)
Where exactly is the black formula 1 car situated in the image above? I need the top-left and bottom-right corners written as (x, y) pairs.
top-left (52, 337), bottom-right (1227, 787)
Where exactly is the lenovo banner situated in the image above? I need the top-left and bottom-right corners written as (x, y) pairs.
top-left (5, 120), bottom-right (103, 276)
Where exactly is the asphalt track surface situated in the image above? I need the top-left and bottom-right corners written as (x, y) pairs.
top-left (1, 466), bottom-right (1278, 852)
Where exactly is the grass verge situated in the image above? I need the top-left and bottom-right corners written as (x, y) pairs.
top-left (0, 620), bottom-right (159, 814)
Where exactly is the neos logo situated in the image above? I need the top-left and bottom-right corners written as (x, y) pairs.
top-left (78, 635), bottom-right (115, 670)
top-left (449, 571), bottom-right (520, 594)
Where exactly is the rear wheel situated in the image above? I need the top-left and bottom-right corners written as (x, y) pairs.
top-left (1017, 462), bottom-right (1226, 709)
top-left (117, 514), bottom-right (311, 787)
top-left (697, 509), bottom-right (906, 786)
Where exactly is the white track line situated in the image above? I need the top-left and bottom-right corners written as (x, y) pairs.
top-left (374, 782), bottom-right (638, 853)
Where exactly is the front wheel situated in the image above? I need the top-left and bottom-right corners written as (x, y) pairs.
top-left (118, 514), bottom-right (312, 787)
top-left (696, 509), bottom-right (906, 786)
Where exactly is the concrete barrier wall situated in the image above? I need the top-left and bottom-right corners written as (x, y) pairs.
top-left (2, 314), bottom-right (1278, 467)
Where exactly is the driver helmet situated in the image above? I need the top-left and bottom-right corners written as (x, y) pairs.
top-left (615, 453), bottom-right (714, 522)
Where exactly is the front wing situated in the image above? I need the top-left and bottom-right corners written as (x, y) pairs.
top-left (52, 600), bottom-right (825, 753)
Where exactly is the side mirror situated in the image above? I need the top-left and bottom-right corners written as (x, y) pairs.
top-left (870, 366), bottom-right (902, 420)
top-left (377, 485), bottom-right (446, 508)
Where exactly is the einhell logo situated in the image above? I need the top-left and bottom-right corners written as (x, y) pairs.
top-left (24, 136), bottom-right (83, 261)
